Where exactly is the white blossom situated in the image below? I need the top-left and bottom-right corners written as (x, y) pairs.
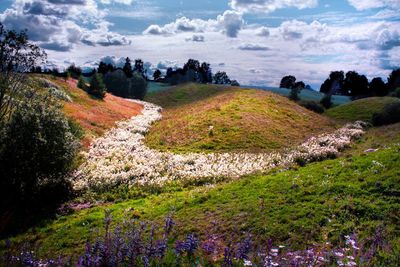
top-left (72, 100), bottom-right (366, 190)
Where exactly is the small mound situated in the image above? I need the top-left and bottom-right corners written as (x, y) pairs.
top-left (325, 97), bottom-right (400, 122)
top-left (145, 83), bottom-right (334, 153)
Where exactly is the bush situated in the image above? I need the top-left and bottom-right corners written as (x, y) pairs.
top-left (104, 70), bottom-right (147, 100)
top-left (320, 94), bottom-right (333, 109)
top-left (0, 96), bottom-right (79, 233)
top-left (372, 102), bottom-right (400, 126)
top-left (299, 100), bottom-right (325, 114)
top-left (77, 75), bottom-right (87, 91)
top-left (289, 87), bottom-right (301, 101)
top-left (88, 73), bottom-right (106, 99)
top-left (389, 87), bottom-right (400, 98)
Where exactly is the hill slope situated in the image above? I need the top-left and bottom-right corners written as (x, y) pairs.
top-left (325, 97), bottom-right (400, 122)
top-left (38, 76), bottom-right (143, 147)
top-left (145, 83), bottom-right (335, 153)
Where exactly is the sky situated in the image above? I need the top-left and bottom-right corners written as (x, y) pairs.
top-left (0, 0), bottom-right (399, 88)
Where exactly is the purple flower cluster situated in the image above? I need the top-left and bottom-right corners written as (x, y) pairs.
top-left (1, 214), bottom-right (392, 266)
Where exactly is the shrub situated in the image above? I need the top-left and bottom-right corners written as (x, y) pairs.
top-left (299, 100), bottom-right (325, 114)
top-left (372, 102), bottom-right (400, 126)
top-left (88, 73), bottom-right (106, 99)
top-left (389, 87), bottom-right (400, 98)
top-left (77, 75), bottom-right (87, 91)
top-left (289, 87), bottom-right (301, 101)
top-left (0, 95), bottom-right (79, 233)
top-left (320, 94), bottom-right (333, 109)
top-left (130, 72), bottom-right (148, 100)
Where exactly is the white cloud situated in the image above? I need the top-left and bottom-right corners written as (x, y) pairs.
top-left (143, 10), bottom-right (244, 38)
top-left (0, 0), bottom-right (130, 51)
top-left (230, 0), bottom-right (318, 13)
top-left (238, 43), bottom-right (270, 51)
top-left (347, 0), bottom-right (400, 10)
top-left (100, 0), bottom-right (134, 4)
top-left (256, 26), bottom-right (270, 37)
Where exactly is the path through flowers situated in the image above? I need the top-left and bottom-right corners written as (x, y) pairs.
top-left (73, 100), bottom-right (366, 190)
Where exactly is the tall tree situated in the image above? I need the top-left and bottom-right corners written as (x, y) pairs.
top-left (370, 77), bottom-right (388, 96)
top-left (343, 71), bottom-right (369, 97)
top-left (387, 69), bottom-right (400, 92)
top-left (153, 69), bottom-right (162, 81)
top-left (133, 59), bottom-right (145, 77)
top-left (213, 71), bottom-right (231, 85)
top-left (88, 72), bottom-right (106, 99)
top-left (0, 22), bottom-right (46, 121)
top-left (280, 75), bottom-right (296, 89)
top-left (123, 57), bottom-right (133, 78)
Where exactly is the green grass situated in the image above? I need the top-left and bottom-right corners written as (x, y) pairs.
top-left (325, 97), bottom-right (400, 122)
top-left (3, 124), bottom-right (400, 259)
top-left (145, 83), bottom-right (334, 153)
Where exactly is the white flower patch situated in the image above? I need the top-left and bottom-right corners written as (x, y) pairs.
top-left (72, 100), bottom-right (367, 190)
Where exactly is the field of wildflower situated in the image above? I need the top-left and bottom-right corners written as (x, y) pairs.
top-left (73, 99), bottom-right (366, 191)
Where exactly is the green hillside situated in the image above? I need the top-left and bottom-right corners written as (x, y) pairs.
top-left (325, 97), bottom-right (400, 122)
top-left (145, 83), bottom-right (334, 153)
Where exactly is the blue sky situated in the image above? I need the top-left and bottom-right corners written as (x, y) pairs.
top-left (0, 0), bottom-right (399, 88)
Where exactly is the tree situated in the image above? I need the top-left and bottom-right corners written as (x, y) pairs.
top-left (153, 69), bottom-right (162, 81)
top-left (319, 71), bottom-right (345, 95)
top-left (213, 71), bottom-right (231, 85)
top-left (0, 22), bottom-right (46, 121)
top-left (123, 57), bottom-right (133, 78)
top-left (387, 69), bottom-right (400, 92)
top-left (343, 71), bottom-right (369, 97)
top-left (183, 59), bottom-right (200, 72)
top-left (66, 64), bottom-right (82, 79)
top-left (88, 72), bottom-right (106, 99)
top-left (130, 72), bottom-right (148, 100)
top-left (199, 62), bottom-right (212, 83)
top-left (104, 69), bottom-right (129, 97)
top-left (289, 87), bottom-right (301, 101)
top-left (77, 75), bottom-right (87, 91)
top-left (133, 59), bottom-right (145, 77)
top-left (98, 61), bottom-right (112, 76)
top-left (320, 94), bottom-right (333, 109)
top-left (231, 80), bottom-right (240, 86)
top-left (294, 81), bottom-right (305, 90)
top-left (280, 75), bottom-right (296, 89)
top-left (370, 77), bottom-right (388, 96)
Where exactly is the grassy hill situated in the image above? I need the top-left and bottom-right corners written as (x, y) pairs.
top-left (245, 85), bottom-right (351, 105)
top-left (325, 97), bottom-right (400, 122)
top-left (4, 123), bottom-right (399, 261)
top-left (145, 83), bottom-right (335, 153)
top-left (36, 76), bottom-right (143, 147)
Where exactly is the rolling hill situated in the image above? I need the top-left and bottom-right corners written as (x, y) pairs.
top-left (325, 97), bottom-right (400, 122)
top-left (145, 83), bottom-right (335, 153)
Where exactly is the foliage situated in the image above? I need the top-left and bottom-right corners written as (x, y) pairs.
top-left (390, 87), bottom-right (400, 98)
top-left (2, 213), bottom-right (396, 266)
top-left (279, 75), bottom-right (296, 89)
top-left (289, 87), bottom-right (301, 101)
top-left (0, 22), bottom-right (46, 121)
top-left (88, 73), bottom-right (106, 99)
top-left (0, 93), bottom-right (79, 233)
top-left (387, 69), bottom-right (400, 92)
top-left (320, 71), bottom-right (345, 95)
top-left (123, 57), bottom-right (133, 78)
top-left (320, 94), bottom-right (333, 109)
top-left (77, 75), bottom-right (87, 91)
top-left (213, 71), bottom-right (231, 85)
top-left (372, 102), bottom-right (400, 126)
top-left (344, 71), bottom-right (369, 97)
top-left (153, 69), bottom-right (162, 81)
top-left (66, 64), bottom-right (82, 79)
top-left (104, 69), bottom-right (148, 100)
top-left (299, 100), bottom-right (325, 114)
top-left (369, 77), bottom-right (388, 97)
top-left (97, 61), bottom-right (115, 76)
top-left (325, 97), bottom-right (400, 122)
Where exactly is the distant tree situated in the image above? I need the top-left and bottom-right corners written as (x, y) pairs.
top-left (130, 72), bottom-right (148, 100)
top-left (123, 57), bottom-right (133, 78)
top-left (166, 67), bottom-right (173, 79)
top-left (320, 94), bottom-right (333, 109)
top-left (280, 75), bottom-right (296, 89)
top-left (183, 59), bottom-right (200, 72)
top-left (289, 87), bottom-right (301, 101)
top-left (88, 72), bottom-right (106, 99)
top-left (213, 71), bottom-right (231, 85)
top-left (153, 69), bottom-right (162, 81)
top-left (199, 62), bottom-right (212, 83)
top-left (231, 80), bottom-right (240, 86)
top-left (343, 71), bottom-right (369, 97)
top-left (294, 81), bottom-right (305, 90)
top-left (370, 77), bottom-right (388, 96)
top-left (104, 69), bottom-right (128, 97)
top-left (77, 75), bottom-right (87, 91)
top-left (67, 64), bottom-right (82, 79)
top-left (133, 59), bottom-right (145, 78)
top-left (319, 71), bottom-right (345, 95)
top-left (387, 69), bottom-right (400, 92)
top-left (98, 62), bottom-right (108, 76)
